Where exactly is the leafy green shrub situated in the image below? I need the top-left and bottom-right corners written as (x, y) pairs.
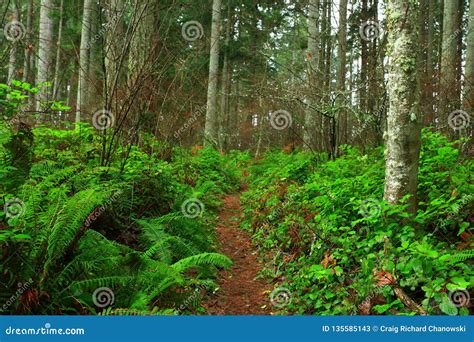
top-left (241, 130), bottom-right (473, 315)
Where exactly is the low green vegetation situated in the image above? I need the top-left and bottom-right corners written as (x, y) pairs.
top-left (1, 120), bottom-right (240, 315)
top-left (240, 131), bottom-right (473, 315)
top-left (1, 83), bottom-right (472, 316)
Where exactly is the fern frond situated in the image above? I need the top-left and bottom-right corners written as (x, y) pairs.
top-left (171, 252), bottom-right (232, 273)
top-left (70, 276), bottom-right (134, 291)
top-left (45, 189), bottom-right (107, 273)
top-left (439, 250), bottom-right (474, 263)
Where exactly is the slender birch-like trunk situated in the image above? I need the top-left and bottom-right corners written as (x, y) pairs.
top-left (204, 0), bottom-right (222, 145)
top-left (36, 0), bottom-right (54, 112)
top-left (76, 0), bottom-right (94, 123)
top-left (53, 0), bottom-right (64, 100)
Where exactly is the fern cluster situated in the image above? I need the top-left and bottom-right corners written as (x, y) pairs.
top-left (1, 125), bottom-right (237, 315)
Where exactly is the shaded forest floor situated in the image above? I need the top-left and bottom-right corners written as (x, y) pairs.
top-left (204, 194), bottom-right (272, 315)
top-left (1, 125), bottom-right (471, 315)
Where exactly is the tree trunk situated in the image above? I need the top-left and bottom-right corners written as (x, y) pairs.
top-left (359, 0), bottom-right (368, 113)
top-left (76, 0), bottom-right (94, 123)
top-left (127, 0), bottom-right (158, 122)
top-left (219, 2), bottom-right (233, 151)
top-left (303, 0), bottom-right (320, 151)
top-left (367, 0), bottom-right (379, 116)
top-left (323, 0), bottom-right (333, 156)
top-left (7, 1), bottom-right (20, 84)
top-left (422, 0), bottom-right (435, 125)
top-left (232, 78), bottom-right (241, 149)
top-left (128, 1), bottom-right (156, 87)
top-left (204, 0), bottom-right (222, 145)
top-left (36, 0), bottom-right (54, 112)
top-left (88, 1), bottom-right (100, 90)
top-left (323, 0), bottom-right (332, 93)
top-left (53, 0), bottom-right (64, 100)
top-left (336, 0), bottom-right (347, 146)
top-left (104, 0), bottom-right (125, 110)
top-left (439, 0), bottom-right (462, 129)
top-left (384, 0), bottom-right (422, 211)
top-left (464, 0), bottom-right (474, 114)
top-left (22, 0), bottom-right (34, 85)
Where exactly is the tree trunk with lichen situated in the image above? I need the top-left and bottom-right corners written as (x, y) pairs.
top-left (22, 0), bottom-right (33, 85)
top-left (7, 1), bottom-right (20, 84)
top-left (36, 0), bottom-right (54, 112)
top-left (219, 2), bottom-right (233, 151)
top-left (439, 0), bottom-right (462, 129)
top-left (53, 0), bottom-right (64, 100)
top-left (304, 0), bottom-right (320, 151)
top-left (337, 0), bottom-right (347, 147)
top-left (204, 0), bottom-right (222, 146)
top-left (464, 0), bottom-right (474, 114)
top-left (76, 0), bottom-right (94, 123)
top-left (420, 0), bottom-right (435, 125)
top-left (383, 0), bottom-right (422, 212)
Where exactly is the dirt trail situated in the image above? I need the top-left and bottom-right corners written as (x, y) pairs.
top-left (204, 194), bottom-right (272, 315)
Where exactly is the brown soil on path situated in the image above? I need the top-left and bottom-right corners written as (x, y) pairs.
top-left (204, 194), bottom-right (273, 315)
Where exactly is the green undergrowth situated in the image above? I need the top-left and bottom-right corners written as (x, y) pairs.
top-left (240, 131), bottom-right (473, 315)
top-left (0, 122), bottom-right (240, 315)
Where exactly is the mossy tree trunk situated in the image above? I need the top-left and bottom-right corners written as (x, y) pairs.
top-left (7, 0), bottom-right (20, 84)
top-left (303, 0), bottom-right (320, 151)
top-left (336, 0), bottom-right (347, 146)
top-left (464, 0), bottom-right (474, 114)
top-left (383, 0), bottom-right (422, 211)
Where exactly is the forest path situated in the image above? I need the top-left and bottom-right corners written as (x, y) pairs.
top-left (204, 194), bottom-right (273, 315)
